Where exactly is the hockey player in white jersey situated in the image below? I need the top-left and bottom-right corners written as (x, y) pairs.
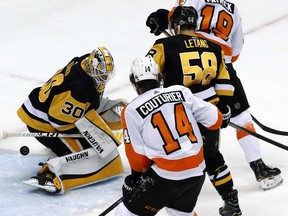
top-left (115, 56), bottom-right (226, 216)
top-left (145, 0), bottom-right (282, 191)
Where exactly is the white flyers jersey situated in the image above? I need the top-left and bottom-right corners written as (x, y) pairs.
top-left (174, 0), bottom-right (243, 63)
top-left (122, 85), bottom-right (222, 180)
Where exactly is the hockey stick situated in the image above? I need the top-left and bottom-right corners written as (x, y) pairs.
top-left (3, 130), bottom-right (123, 140)
top-left (229, 122), bottom-right (288, 151)
top-left (251, 114), bottom-right (288, 136)
top-left (98, 196), bottom-right (124, 216)
top-left (162, 30), bottom-right (171, 37)
top-left (3, 131), bottom-right (83, 138)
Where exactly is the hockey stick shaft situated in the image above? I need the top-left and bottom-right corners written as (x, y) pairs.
top-left (162, 30), bottom-right (171, 37)
top-left (3, 131), bottom-right (83, 138)
top-left (98, 196), bottom-right (124, 216)
top-left (251, 114), bottom-right (288, 136)
top-left (229, 122), bottom-right (288, 151)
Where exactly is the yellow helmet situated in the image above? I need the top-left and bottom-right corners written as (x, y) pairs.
top-left (86, 46), bottom-right (115, 86)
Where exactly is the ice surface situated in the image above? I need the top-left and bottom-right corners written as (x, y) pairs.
top-left (0, 0), bottom-right (288, 215)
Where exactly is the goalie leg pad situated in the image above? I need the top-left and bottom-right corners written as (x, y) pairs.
top-left (49, 147), bottom-right (123, 192)
top-left (24, 148), bottom-right (123, 193)
top-left (61, 154), bottom-right (124, 191)
top-left (75, 109), bottom-right (121, 158)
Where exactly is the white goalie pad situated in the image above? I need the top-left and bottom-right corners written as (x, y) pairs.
top-left (47, 147), bottom-right (120, 178)
top-left (24, 148), bottom-right (121, 194)
top-left (75, 109), bottom-right (121, 158)
top-left (48, 147), bottom-right (121, 193)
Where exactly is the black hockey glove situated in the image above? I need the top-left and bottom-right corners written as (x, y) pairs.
top-left (146, 9), bottom-right (169, 36)
top-left (122, 171), bottom-right (141, 196)
top-left (219, 105), bottom-right (231, 128)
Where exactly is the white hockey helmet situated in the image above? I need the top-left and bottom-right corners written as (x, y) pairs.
top-left (86, 46), bottom-right (115, 86)
top-left (130, 56), bottom-right (159, 83)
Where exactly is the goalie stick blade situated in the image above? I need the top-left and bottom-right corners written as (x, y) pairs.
top-left (261, 175), bottom-right (283, 191)
top-left (23, 178), bottom-right (57, 193)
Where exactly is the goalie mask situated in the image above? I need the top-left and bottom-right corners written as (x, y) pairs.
top-left (86, 47), bottom-right (115, 88)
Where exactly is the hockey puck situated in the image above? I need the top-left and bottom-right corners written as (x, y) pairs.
top-left (20, 146), bottom-right (30, 156)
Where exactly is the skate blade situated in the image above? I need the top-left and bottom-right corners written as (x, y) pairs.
top-left (23, 178), bottom-right (57, 193)
top-left (261, 175), bottom-right (283, 191)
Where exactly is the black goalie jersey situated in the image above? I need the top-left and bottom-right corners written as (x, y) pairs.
top-left (146, 33), bottom-right (234, 105)
top-left (17, 54), bottom-right (102, 133)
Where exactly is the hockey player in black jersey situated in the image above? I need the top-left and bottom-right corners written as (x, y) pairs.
top-left (17, 47), bottom-right (125, 193)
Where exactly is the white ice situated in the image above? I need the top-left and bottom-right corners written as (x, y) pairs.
top-left (0, 0), bottom-right (287, 215)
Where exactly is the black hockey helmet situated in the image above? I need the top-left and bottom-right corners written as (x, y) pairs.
top-left (169, 5), bottom-right (198, 29)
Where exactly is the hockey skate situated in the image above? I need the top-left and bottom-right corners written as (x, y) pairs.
top-left (250, 159), bottom-right (283, 191)
top-left (23, 163), bottom-right (61, 193)
top-left (219, 189), bottom-right (242, 216)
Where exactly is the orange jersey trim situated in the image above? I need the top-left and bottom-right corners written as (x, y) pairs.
top-left (237, 123), bottom-right (256, 139)
top-left (196, 33), bottom-right (232, 56)
top-left (152, 147), bottom-right (204, 172)
top-left (207, 109), bottom-right (223, 130)
top-left (125, 142), bottom-right (153, 173)
top-left (231, 55), bottom-right (239, 63)
top-left (122, 106), bottom-right (153, 173)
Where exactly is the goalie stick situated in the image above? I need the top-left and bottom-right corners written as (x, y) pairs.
top-left (98, 196), bottom-right (124, 216)
top-left (3, 130), bottom-right (123, 140)
top-left (229, 122), bottom-right (288, 151)
top-left (3, 131), bottom-right (83, 138)
top-left (251, 114), bottom-right (288, 136)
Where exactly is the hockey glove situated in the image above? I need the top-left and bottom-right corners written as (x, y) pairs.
top-left (122, 174), bottom-right (140, 196)
top-left (146, 9), bottom-right (169, 36)
top-left (219, 105), bottom-right (231, 128)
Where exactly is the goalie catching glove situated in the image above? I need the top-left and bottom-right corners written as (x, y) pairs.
top-left (97, 98), bottom-right (128, 131)
top-left (146, 9), bottom-right (169, 36)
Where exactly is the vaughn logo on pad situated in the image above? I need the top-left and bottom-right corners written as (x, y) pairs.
top-left (82, 131), bottom-right (104, 154)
